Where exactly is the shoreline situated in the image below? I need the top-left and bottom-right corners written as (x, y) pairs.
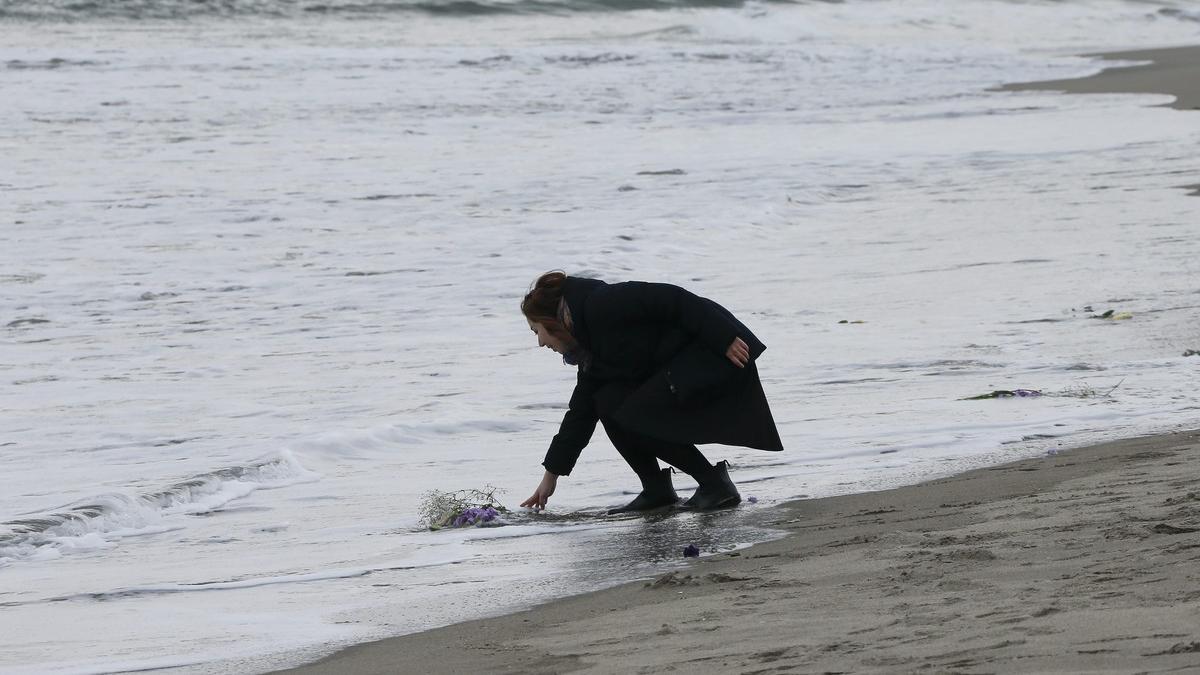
top-left (278, 429), bottom-right (1200, 674)
top-left (272, 46), bottom-right (1200, 675)
top-left (1001, 44), bottom-right (1200, 111)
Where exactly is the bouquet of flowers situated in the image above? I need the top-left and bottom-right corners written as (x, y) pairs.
top-left (962, 388), bottom-right (1043, 400)
top-left (418, 486), bottom-right (508, 530)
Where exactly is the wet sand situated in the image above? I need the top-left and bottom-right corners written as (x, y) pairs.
top-left (1002, 44), bottom-right (1200, 111)
top-left (275, 46), bottom-right (1200, 675)
top-left (281, 431), bottom-right (1200, 673)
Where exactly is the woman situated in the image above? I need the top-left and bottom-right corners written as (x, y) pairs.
top-left (519, 271), bottom-right (783, 514)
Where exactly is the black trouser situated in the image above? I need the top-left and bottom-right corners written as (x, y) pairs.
top-left (600, 416), bottom-right (712, 480)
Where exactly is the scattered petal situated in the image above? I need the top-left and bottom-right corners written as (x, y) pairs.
top-left (747, 496), bottom-right (758, 503)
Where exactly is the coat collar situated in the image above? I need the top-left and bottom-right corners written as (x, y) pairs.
top-left (561, 276), bottom-right (606, 349)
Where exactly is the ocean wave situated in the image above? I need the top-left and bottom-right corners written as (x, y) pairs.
top-left (0, 451), bottom-right (318, 564)
top-left (1, 0), bottom-right (1195, 21)
top-left (0, 0), bottom-right (791, 20)
top-left (1156, 7), bottom-right (1200, 23)
top-left (291, 419), bottom-right (526, 458)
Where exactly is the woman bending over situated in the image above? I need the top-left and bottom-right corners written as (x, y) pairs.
top-left (519, 271), bottom-right (783, 514)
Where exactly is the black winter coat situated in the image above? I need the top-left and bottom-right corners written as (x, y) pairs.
top-left (542, 277), bottom-right (784, 476)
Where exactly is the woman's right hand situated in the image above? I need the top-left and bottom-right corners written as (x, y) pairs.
top-left (520, 470), bottom-right (558, 511)
top-left (726, 337), bottom-right (750, 368)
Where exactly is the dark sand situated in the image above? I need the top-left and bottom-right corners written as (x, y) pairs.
top-left (280, 431), bottom-right (1200, 674)
top-left (1002, 45), bottom-right (1200, 111)
top-left (275, 47), bottom-right (1200, 674)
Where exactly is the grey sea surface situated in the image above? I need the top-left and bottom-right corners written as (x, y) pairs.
top-left (2, 1), bottom-right (1200, 672)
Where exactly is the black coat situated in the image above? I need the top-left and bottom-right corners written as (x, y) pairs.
top-left (542, 277), bottom-right (783, 476)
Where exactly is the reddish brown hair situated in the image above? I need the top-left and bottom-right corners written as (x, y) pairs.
top-left (521, 270), bottom-right (576, 347)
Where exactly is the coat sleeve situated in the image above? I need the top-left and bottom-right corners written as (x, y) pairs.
top-left (590, 281), bottom-right (742, 358)
top-left (542, 373), bottom-right (601, 476)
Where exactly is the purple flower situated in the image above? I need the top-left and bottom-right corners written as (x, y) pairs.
top-left (683, 544), bottom-right (700, 558)
top-left (747, 496), bottom-right (758, 504)
top-left (450, 506), bottom-right (504, 528)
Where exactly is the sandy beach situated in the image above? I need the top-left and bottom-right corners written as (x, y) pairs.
top-left (1002, 45), bottom-right (1200, 111)
top-left (283, 430), bottom-right (1200, 674)
top-left (1004, 44), bottom-right (1200, 198)
top-left (270, 44), bottom-right (1200, 675)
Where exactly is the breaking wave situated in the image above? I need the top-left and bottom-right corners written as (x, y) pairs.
top-left (1, 0), bottom-right (1195, 24)
top-left (0, 451), bottom-right (318, 564)
top-left (0, 0), bottom-right (787, 20)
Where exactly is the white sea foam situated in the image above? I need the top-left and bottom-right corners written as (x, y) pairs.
top-left (293, 419), bottom-right (526, 457)
top-left (0, 451), bottom-right (318, 564)
top-left (1, 0), bottom-right (1198, 672)
top-left (67, 553), bottom-right (474, 599)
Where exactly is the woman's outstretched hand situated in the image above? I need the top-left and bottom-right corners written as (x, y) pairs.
top-left (520, 470), bottom-right (558, 511)
top-left (726, 337), bottom-right (750, 368)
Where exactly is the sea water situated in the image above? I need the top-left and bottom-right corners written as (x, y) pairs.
top-left (1, 0), bottom-right (1199, 671)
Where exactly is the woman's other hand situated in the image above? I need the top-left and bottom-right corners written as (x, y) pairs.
top-left (726, 337), bottom-right (750, 368)
top-left (521, 470), bottom-right (558, 510)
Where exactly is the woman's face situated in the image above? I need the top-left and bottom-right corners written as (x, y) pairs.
top-left (527, 318), bottom-right (568, 355)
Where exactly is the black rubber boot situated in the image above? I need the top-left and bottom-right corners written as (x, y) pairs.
top-left (681, 460), bottom-right (741, 510)
top-left (608, 468), bottom-right (679, 514)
